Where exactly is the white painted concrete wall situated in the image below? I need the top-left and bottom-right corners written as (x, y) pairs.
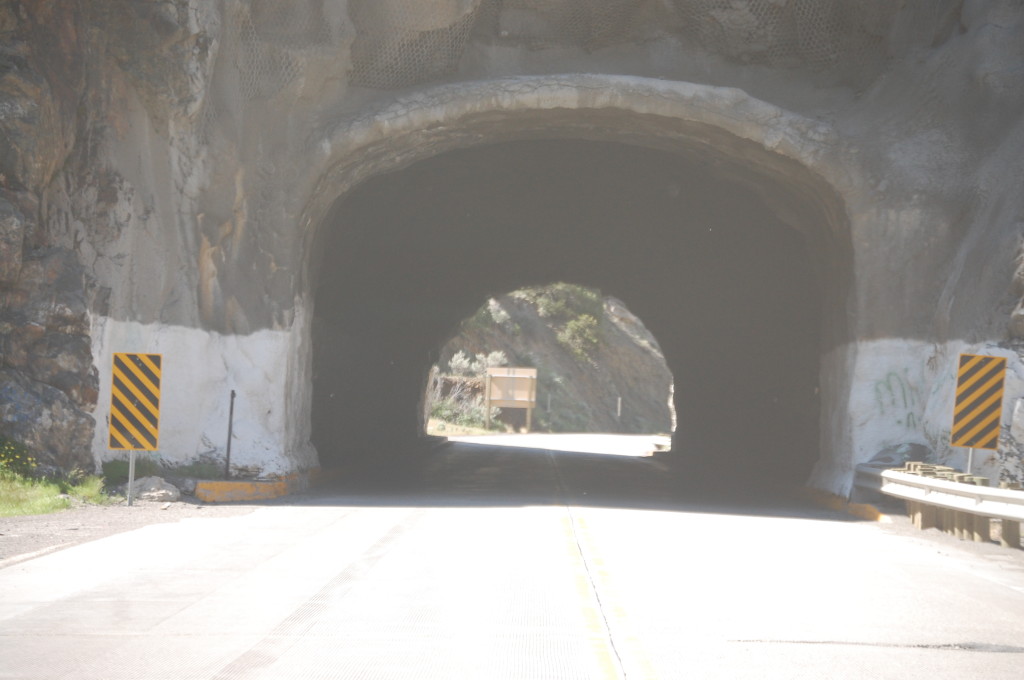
top-left (812, 340), bottom-right (1024, 496)
top-left (89, 308), bottom-right (317, 478)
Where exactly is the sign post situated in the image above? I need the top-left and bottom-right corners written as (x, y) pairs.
top-left (950, 353), bottom-right (1006, 474)
top-left (108, 353), bottom-right (162, 505)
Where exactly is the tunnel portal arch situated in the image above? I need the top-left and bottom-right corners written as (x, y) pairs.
top-left (300, 76), bottom-right (853, 486)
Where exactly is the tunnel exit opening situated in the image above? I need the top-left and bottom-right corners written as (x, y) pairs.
top-left (423, 283), bottom-right (676, 447)
top-left (309, 136), bottom-right (842, 488)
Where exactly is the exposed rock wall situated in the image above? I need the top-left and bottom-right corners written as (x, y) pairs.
top-left (0, 0), bottom-right (94, 472)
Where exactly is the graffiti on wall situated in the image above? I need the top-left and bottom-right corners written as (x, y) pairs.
top-left (873, 369), bottom-right (922, 429)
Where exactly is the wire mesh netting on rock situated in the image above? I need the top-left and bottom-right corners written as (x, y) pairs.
top-left (202, 1), bottom-right (950, 101)
top-left (473, 0), bottom-right (648, 51)
top-left (348, 0), bottom-right (485, 89)
top-left (671, 0), bottom-right (898, 69)
top-left (199, 0), bottom-right (342, 140)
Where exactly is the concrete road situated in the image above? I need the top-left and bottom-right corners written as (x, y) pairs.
top-left (2, 441), bottom-right (1023, 679)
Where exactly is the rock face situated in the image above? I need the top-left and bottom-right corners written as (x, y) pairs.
top-left (0, 369), bottom-right (93, 473)
top-left (0, 245), bottom-right (96, 471)
top-left (0, 1), bottom-right (96, 473)
top-left (0, 199), bottom-right (25, 283)
top-left (0, 1), bottom-right (1021, 495)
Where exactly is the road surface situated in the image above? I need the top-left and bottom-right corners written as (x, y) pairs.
top-left (2, 439), bottom-right (1023, 679)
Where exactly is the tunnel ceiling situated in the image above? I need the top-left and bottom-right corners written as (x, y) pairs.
top-left (311, 139), bottom-right (831, 485)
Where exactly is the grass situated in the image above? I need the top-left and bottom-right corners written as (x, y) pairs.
top-left (0, 474), bottom-right (70, 516)
top-left (0, 470), bottom-right (115, 517)
top-left (0, 435), bottom-right (114, 516)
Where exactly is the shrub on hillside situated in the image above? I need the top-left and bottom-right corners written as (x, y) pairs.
top-left (447, 350), bottom-right (508, 377)
top-left (557, 314), bottom-right (600, 361)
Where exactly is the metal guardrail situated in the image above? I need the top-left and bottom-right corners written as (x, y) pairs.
top-left (860, 462), bottom-right (1023, 549)
top-left (852, 464), bottom-right (887, 497)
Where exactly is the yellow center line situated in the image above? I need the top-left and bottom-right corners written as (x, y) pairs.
top-left (567, 509), bottom-right (661, 679)
top-left (562, 514), bottom-right (622, 680)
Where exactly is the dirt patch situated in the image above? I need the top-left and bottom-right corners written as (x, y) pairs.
top-left (0, 498), bottom-right (257, 569)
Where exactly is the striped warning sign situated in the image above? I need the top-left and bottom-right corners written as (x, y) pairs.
top-left (109, 353), bottom-right (162, 451)
top-left (950, 353), bottom-right (1006, 450)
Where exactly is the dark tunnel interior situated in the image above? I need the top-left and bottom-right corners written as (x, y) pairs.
top-left (310, 139), bottom-right (823, 487)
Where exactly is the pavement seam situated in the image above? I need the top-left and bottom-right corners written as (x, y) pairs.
top-left (731, 638), bottom-right (1024, 654)
top-left (547, 449), bottom-right (628, 680)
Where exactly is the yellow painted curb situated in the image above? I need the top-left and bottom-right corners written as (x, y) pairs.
top-left (800, 487), bottom-right (891, 523)
top-left (195, 469), bottom-right (322, 503)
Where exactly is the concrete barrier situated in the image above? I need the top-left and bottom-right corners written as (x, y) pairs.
top-left (194, 468), bottom-right (330, 503)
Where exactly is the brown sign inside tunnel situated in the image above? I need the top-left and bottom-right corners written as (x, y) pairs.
top-left (950, 354), bottom-right (1006, 450)
top-left (109, 353), bottom-right (163, 451)
top-left (485, 367), bottom-right (538, 432)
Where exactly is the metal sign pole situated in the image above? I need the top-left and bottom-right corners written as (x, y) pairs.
top-left (966, 447), bottom-right (974, 475)
top-left (127, 449), bottom-right (136, 507)
top-left (224, 389), bottom-right (236, 479)
top-left (484, 373), bottom-right (492, 430)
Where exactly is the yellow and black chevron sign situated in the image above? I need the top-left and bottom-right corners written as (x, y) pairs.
top-left (109, 353), bottom-right (162, 451)
top-left (950, 353), bottom-right (1006, 450)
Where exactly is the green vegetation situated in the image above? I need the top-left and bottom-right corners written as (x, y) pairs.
top-left (0, 475), bottom-right (72, 516)
top-left (513, 282), bottom-right (603, 322)
top-left (513, 283), bottom-right (602, 361)
top-left (557, 314), bottom-right (600, 361)
top-left (429, 394), bottom-right (496, 430)
top-left (446, 349), bottom-right (508, 377)
top-left (0, 435), bottom-right (36, 477)
top-left (0, 434), bottom-right (113, 517)
top-left (426, 351), bottom-right (506, 433)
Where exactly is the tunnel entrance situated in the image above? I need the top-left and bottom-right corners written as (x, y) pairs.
top-left (311, 139), bottom-right (826, 486)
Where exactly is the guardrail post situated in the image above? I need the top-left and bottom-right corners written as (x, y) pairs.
top-left (1001, 520), bottom-right (1021, 549)
top-left (954, 511), bottom-right (969, 540)
top-left (972, 515), bottom-right (991, 543)
top-left (919, 503), bottom-right (936, 530)
top-left (911, 501), bottom-right (922, 528)
top-left (942, 508), bottom-right (955, 534)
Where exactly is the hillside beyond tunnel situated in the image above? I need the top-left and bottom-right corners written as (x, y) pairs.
top-left (311, 139), bottom-right (837, 486)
